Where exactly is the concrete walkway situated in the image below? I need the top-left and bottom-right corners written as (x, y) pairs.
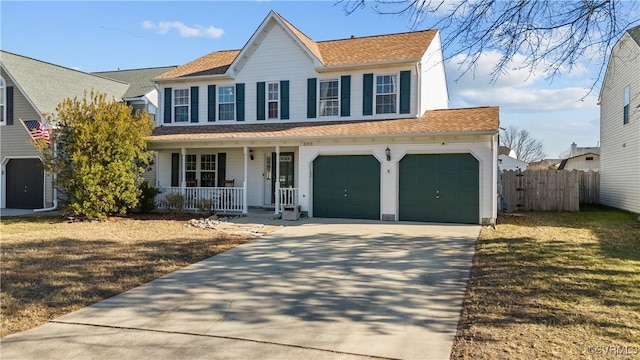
top-left (1, 219), bottom-right (480, 360)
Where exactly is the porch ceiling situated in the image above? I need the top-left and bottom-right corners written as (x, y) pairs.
top-left (149, 106), bottom-right (499, 143)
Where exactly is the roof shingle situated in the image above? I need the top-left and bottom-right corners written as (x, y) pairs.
top-left (149, 107), bottom-right (499, 142)
top-left (155, 12), bottom-right (437, 80)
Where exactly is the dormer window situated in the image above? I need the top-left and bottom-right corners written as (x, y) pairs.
top-left (219, 86), bottom-right (235, 121)
top-left (173, 89), bottom-right (189, 122)
top-left (376, 75), bottom-right (397, 114)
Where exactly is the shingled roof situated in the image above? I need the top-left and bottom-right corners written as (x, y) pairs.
top-left (155, 11), bottom-right (437, 80)
top-left (94, 66), bottom-right (177, 99)
top-left (149, 107), bottom-right (499, 142)
top-left (0, 50), bottom-right (129, 116)
top-left (628, 24), bottom-right (640, 47)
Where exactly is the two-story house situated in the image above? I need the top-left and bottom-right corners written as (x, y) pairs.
top-left (599, 25), bottom-right (640, 214)
top-left (0, 50), bottom-right (130, 210)
top-left (149, 11), bottom-right (500, 224)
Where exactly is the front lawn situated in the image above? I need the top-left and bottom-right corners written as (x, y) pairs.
top-left (451, 205), bottom-right (640, 359)
top-left (0, 214), bottom-right (254, 337)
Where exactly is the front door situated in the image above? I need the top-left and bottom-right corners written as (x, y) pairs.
top-left (6, 158), bottom-right (44, 209)
top-left (271, 152), bottom-right (295, 204)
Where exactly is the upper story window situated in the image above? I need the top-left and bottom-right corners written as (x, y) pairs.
top-left (623, 85), bottom-right (630, 125)
top-left (376, 75), bottom-right (397, 114)
top-left (0, 76), bottom-right (5, 124)
top-left (174, 89), bottom-right (189, 122)
top-left (219, 86), bottom-right (235, 121)
top-left (268, 82), bottom-right (279, 119)
top-left (319, 79), bottom-right (339, 116)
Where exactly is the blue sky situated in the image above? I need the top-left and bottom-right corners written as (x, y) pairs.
top-left (2, 1), bottom-right (603, 157)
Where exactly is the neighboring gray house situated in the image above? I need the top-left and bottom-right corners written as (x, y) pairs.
top-left (94, 66), bottom-right (177, 122)
top-left (599, 25), bottom-right (640, 214)
top-left (0, 50), bottom-right (130, 210)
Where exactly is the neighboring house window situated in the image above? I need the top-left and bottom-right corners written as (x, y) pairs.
top-left (0, 76), bottom-right (5, 123)
top-left (186, 154), bottom-right (197, 187)
top-left (586, 157), bottom-right (594, 161)
top-left (174, 89), bottom-right (189, 122)
top-left (219, 86), bottom-right (235, 121)
top-left (376, 75), bottom-right (397, 114)
top-left (319, 79), bottom-right (339, 116)
top-left (623, 85), bottom-right (630, 125)
top-left (200, 154), bottom-right (216, 187)
top-left (268, 82), bottom-right (279, 119)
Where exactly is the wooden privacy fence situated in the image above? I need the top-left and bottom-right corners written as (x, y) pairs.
top-left (500, 170), bottom-right (600, 212)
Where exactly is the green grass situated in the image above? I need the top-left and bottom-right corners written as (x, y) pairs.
top-left (452, 205), bottom-right (640, 359)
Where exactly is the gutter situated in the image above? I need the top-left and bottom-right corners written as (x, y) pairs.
top-left (33, 141), bottom-right (58, 213)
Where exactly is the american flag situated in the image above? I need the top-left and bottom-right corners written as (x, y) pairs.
top-left (20, 119), bottom-right (51, 145)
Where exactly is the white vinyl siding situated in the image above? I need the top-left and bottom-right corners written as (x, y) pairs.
top-left (599, 32), bottom-right (640, 213)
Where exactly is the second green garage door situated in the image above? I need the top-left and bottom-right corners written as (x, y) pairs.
top-left (313, 155), bottom-right (380, 220)
top-left (399, 153), bottom-right (479, 224)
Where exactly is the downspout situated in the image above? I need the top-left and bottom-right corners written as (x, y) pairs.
top-left (415, 61), bottom-right (422, 116)
top-left (34, 140), bottom-right (58, 212)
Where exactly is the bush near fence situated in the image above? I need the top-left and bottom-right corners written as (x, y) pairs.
top-left (500, 170), bottom-right (599, 212)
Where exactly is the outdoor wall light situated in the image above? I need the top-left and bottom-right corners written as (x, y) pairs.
top-left (385, 146), bottom-right (391, 161)
top-left (249, 148), bottom-right (254, 160)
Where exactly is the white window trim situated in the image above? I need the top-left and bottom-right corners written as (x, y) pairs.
top-left (266, 82), bottom-right (280, 120)
top-left (173, 88), bottom-right (190, 123)
top-left (374, 73), bottom-right (399, 115)
top-left (318, 78), bottom-right (340, 117)
top-left (218, 85), bottom-right (235, 121)
top-left (0, 76), bottom-right (6, 125)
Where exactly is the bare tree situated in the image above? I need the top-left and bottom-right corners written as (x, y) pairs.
top-left (500, 126), bottom-right (546, 163)
top-left (340, 0), bottom-right (639, 89)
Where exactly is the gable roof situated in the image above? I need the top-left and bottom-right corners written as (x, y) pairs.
top-left (155, 11), bottom-right (437, 80)
top-left (628, 24), bottom-right (640, 47)
top-left (94, 66), bottom-right (177, 99)
top-left (149, 106), bottom-right (499, 142)
top-left (0, 50), bottom-right (129, 116)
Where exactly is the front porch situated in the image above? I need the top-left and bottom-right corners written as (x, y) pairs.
top-left (152, 146), bottom-right (299, 214)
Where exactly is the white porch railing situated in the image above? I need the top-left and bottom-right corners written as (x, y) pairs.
top-left (156, 187), bottom-right (244, 212)
top-left (279, 187), bottom-right (299, 207)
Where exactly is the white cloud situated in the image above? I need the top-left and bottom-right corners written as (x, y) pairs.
top-left (446, 51), bottom-right (598, 112)
top-left (142, 20), bottom-right (224, 39)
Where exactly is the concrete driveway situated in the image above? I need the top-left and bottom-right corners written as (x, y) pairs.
top-left (1, 219), bottom-right (480, 360)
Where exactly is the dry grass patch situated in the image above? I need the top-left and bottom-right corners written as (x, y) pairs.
top-left (452, 205), bottom-right (640, 359)
top-left (0, 213), bottom-right (254, 337)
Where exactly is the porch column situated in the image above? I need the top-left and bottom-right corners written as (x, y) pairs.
top-left (275, 145), bottom-right (281, 214)
top-left (181, 148), bottom-right (187, 195)
top-left (242, 146), bottom-right (248, 214)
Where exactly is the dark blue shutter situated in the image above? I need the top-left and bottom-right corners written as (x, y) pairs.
top-left (236, 83), bottom-right (245, 121)
top-left (217, 153), bottom-right (226, 187)
top-left (307, 78), bottom-right (317, 118)
top-left (362, 74), bottom-right (373, 116)
top-left (280, 80), bottom-right (289, 120)
top-left (171, 153), bottom-right (179, 187)
top-left (164, 88), bottom-right (172, 123)
top-left (340, 75), bottom-right (351, 117)
top-left (6, 86), bottom-right (13, 125)
top-left (257, 82), bottom-right (265, 120)
top-left (208, 85), bottom-right (216, 122)
top-left (399, 70), bottom-right (411, 114)
top-left (190, 86), bottom-right (199, 122)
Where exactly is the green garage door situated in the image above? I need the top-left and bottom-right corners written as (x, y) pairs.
top-left (313, 155), bottom-right (380, 220)
top-left (399, 154), bottom-right (479, 224)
